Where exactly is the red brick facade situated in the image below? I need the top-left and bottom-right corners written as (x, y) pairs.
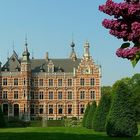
top-left (0, 41), bottom-right (101, 120)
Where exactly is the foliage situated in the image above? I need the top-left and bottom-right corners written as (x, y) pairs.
top-left (7, 117), bottom-right (30, 127)
top-left (0, 106), bottom-right (6, 128)
top-left (99, 0), bottom-right (140, 67)
top-left (130, 73), bottom-right (140, 122)
top-left (64, 117), bottom-right (82, 127)
top-left (106, 81), bottom-right (138, 137)
top-left (85, 101), bottom-right (97, 129)
top-left (93, 92), bottom-right (111, 132)
top-left (82, 103), bottom-right (90, 127)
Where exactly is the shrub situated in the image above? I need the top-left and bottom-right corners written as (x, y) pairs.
top-left (82, 103), bottom-right (90, 127)
top-left (93, 92), bottom-right (111, 132)
top-left (106, 81), bottom-right (138, 137)
top-left (85, 101), bottom-right (97, 129)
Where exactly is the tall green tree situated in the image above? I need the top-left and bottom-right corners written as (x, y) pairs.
top-left (82, 103), bottom-right (90, 127)
top-left (0, 106), bottom-right (6, 128)
top-left (130, 73), bottom-right (140, 122)
top-left (85, 101), bottom-right (97, 129)
top-left (93, 92), bottom-right (111, 132)
top-left (106, 81), bottom-right (138, 137)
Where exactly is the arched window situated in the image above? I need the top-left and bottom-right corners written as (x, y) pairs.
top-left (80, 104), bottom-right (85, 114)
top-left (14, 104), bottom-right (19, 117)
top-left (58, 108), bottom-right (63, 114)
top-left (3, 104), bottom-right (8, 116)
top-left (68, 105), bottom-right (72, 114)
top-left (49, 105), bottom-right (53, 114)
top-left (58, 105), bottom-right (63, 114)
top-left (30, 104), bottom-right (35, 115)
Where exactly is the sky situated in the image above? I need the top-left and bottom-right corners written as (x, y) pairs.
top-left (0, 0), bottom-right (139, 86)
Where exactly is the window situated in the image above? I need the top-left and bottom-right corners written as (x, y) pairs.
top-left (31, 91), bottom-right (35, 99)
top-left (68, 91), bottom-right (72, 100)
top-left (68, 105), bottom-right (72, 114)
top-left (80, 91), bottom-right (85, 99)
top-left (90, 78), bottom-right (95, 86)
top-left (90, 91), bottom-right (95, 99)
top-left (14, 91), bottom-right (18, 99)
top-left (68, 79), bottom-right (72, 86)
top-left (58, 91), bottom-right (62, 100)
top-left (23, 90), bottom-right (26, 98)
top-left (80, 78), bottom-right (85, 86)
top-left (49, 79), bottom-right (53, 86)
top-left (58, 105), bottom-right (63, 114)
top-left (3, 91), bottom-right (7, 99)
top-left (3, 78), bottom-right (7, 85)
top-left (30, 104), bottom-right (35, 115)
top-left (58, 79), bottom-right (62, 86)
top-left (14, 78), bottom-right (18, 86)
top-left (39, 105), bottom-right (44, 114)
top-left (23, 78), bottom-right (26, 85)
top-left (39, 79), bottom-right (43, 86)
top-left (49, 91), bottom-right (53, 99)
top-left (39, 91), bottom-right (44, 99)
top-left (49, 105), bottom-right (53, 114)
top-left (80, 104), bottom-right (85, 114)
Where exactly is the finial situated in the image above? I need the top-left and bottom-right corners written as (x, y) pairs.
top-left (25, 34), bottom-right (28, 47)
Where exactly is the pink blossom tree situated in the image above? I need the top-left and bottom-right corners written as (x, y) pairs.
top-left (99, 0), bottom-right (140, 67)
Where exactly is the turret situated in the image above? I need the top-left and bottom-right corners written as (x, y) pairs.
top-left (69, 41), bottom-right (77, 61)
top-left (83, 41), bottom-right (90, 60)
top-left (21, 38), bottom-right (31, 72)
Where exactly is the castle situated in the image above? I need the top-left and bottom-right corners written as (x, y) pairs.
top-left (0, 40), bottom-right (101, 120)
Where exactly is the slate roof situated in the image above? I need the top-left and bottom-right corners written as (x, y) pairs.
top-left (1, 51), bottom-right (81, 73)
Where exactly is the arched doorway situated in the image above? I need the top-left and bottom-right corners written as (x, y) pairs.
top-left (3, 104), bottom-right (8, 116)
top-left (14, 104), bottom-right (19, 117)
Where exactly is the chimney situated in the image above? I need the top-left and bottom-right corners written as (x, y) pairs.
top-left (46, 52), bottom-right (49, 61)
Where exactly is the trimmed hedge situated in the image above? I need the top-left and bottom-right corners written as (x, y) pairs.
top-left (93, 93), bottom-right (111, 132)
top-left (106, 81), bottom-right (138, 137)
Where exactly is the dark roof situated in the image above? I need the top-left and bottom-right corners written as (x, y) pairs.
top-left (30, 58), bottom-right (81, 72)
top-left (1, 51), bottom-right (81, 72)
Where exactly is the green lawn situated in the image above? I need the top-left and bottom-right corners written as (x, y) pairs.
top-left (0, 126), bottom-right (139, 140)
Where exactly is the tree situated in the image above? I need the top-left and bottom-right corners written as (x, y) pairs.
top-left (93, 92), bottom-right (111, 132)
top-left (82, 103), bottom-right (90, 127)
top-left (130, 73), bottom-right (140, 122)
top-left (0, 106), bottom-right (6, 128)
top-left (85, 101), bottom-right (97, 129)
top-left (99, 0), bottom-right (140, 67)
top-left (106, 81), bottom-right (138, 137)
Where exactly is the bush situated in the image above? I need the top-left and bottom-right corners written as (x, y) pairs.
top-left (106, 81), bottom-right (138, 137)
top-left (82, 103), bottom-right (90, 127)
top-left (85, 101), bottom-right (97, 129)
top-left (64, 117), bottom-right (81, 127)
top-left (93, 92), bottom-right (111, 132)
top-left (7, 117), bottom-right (30, 127)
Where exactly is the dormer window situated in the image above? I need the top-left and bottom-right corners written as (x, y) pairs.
top-left (48, 60), bottom-right (54, 73)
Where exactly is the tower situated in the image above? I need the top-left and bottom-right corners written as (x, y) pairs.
top-left (21, 38), bottom-right (31, 121)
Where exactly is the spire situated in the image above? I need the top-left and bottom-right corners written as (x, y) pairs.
top-left (83, 41), bottom-right (90, 59)
top-left (22, 36), bottom-right (30, 61)
top-left (69, 41), bottom-right (77, 61)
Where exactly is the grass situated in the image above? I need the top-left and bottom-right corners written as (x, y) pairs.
top-left (0, 126), bottom-right (139, 140)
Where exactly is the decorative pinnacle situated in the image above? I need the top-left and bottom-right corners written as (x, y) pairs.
top-left (25, 35), bottom-right (28, 47)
